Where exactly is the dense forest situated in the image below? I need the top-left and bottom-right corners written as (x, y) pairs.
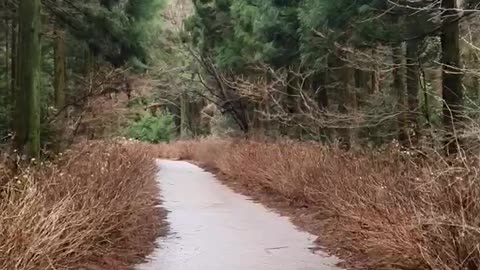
top-left (180, 0), bottom-right (480, 154)
top-left (0, 0), bottom-right (168, 157)
top-left (2, 1), bottom-right (480, 270)
top-left (1, 0), bottom-right (480, 156)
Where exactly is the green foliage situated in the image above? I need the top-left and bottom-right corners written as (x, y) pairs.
top-left (54, 0), bottom-right (166, 66)
top-left (127, 113), bottom-right (175, 143)
top-left (187, 0), bottom-right (301, 72)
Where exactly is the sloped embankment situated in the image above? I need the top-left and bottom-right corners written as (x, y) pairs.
top-left (154, 139), bottom-right (480, 270)
top-left (0, 142), bottom-right (165, 270)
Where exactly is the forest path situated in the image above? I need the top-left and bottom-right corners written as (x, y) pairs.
top-left (135, 160), bottom-right (341, 270)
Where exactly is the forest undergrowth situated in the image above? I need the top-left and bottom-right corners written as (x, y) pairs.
top-left (154, 139), bottom-right (480, 270)
top-left (0, 141), bottom-right (165, 270)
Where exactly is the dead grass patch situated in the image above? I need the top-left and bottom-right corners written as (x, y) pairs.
top-left (0, 141), bottom-right (165, 270)
top-left (154, 139), bottom-right (480, 270)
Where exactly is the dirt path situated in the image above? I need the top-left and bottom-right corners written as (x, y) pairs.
top-left (135, 160), bottom-right (341, 270)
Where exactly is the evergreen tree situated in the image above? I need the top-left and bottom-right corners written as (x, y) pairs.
top-left (14, 0), bottom-right (42, 157)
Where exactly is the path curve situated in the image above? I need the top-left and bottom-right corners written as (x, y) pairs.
top-left (136, 160), bottom-right (341, 270)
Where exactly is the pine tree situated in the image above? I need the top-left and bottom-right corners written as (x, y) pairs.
top-left (441, 0), bottom-right (463, 154)
top-left (14, 0), bottom-right (42, 158)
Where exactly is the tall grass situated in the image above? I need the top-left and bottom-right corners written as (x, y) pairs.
top-left (0, 142), bottom-right (164, 270)
top-left (154, 139), bottom-right (480, 270)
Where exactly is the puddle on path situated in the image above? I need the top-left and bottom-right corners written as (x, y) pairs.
top-left (136, 160), bottom-right (341, 270)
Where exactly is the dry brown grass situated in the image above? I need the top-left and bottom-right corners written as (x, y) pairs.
top-left (0, 141), bottom-right (165, 270)
top-left (154, 138), bottom-right (480, 270)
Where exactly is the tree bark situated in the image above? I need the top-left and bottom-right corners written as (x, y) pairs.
top-left (312, 71), bottom-right (330, 142)
top-left (284, 68), bottom-right (299, 137)
top-left (180, 90), bottom-right (189, 139)
top-left (14, 0), bottom-right (42, 158)
top-left (10, 17), bottom-right (17, 96)
top-left (420, 68), bottom-right (431, 126)
top-left (355, 69), bottom-right (370, 93)
top-left (84, 48), bottom-right (95, 80)
top-left (441, 0), bottom-right (463, 154)
top-left (9, 8), bottom-right (17, 132)
top-left (337, 50), bottom-right (357, 150)
top-left (4, 3), bottom-right (9, 94)
top-left (392, 44), bottom-right (408, 146)
top-left (406, 39), bottom-right (421, 145)
top-left (54, 29), bottom-right (66, 113)
top-left (370, 49), bottom-right (380, 94)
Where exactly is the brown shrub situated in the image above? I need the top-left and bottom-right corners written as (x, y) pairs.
top-left (154, 138), bottom-right (480, 270)
top-left (0, 141), bottom-right (164, 270)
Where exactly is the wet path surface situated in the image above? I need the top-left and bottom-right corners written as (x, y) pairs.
top-left (136, 160), bottom-right (341, 270)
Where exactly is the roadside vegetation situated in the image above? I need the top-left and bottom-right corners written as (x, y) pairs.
top-left (0, 1), bottom-right (171, 268)
top-left (0, 142), bottom-right (165, 270)
top-left (2, 0), bottom-right (480, 269)
top-left (154, 139), bottom-right (480, 270)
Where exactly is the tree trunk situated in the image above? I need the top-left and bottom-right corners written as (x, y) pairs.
top-left (337, 51), bottom-right (357, 150)
top-left (54, 23), bottom-right (67, 151)
top-left (441, 0), bottom-right (463, 154)
top-left (14, 0), bottom-right (42, 158)
top-left (371, 70), bottom-right (380, 94)
top-left (370, 48), bottom-right (380, 94)
top-left (9, 9), bottom-right (17, 132)
top-left (286, 70), bottom-right (297, 114)
top-left (312, 71), bottom-right (330, 142)
top-left (84, 48), bottom-right (95, 81)
top-left (420, 68), bottom-right (431, 126)
top-left (284, 68), bottom-right (299, 137)
top-left (54, 29), bottom-right (66, 113)
top-left (4, 3), bottom-right (9, 94)
top-left (392, 44), bottom-right (408, 146)
top-left (406, 39), bottom-right (421, 145)
top-left (355, 69), bottom-right (370, 93)
top-left (472, 53), bottom-right (480, 103)
top-left (180, 90), bottom-right (189, 139)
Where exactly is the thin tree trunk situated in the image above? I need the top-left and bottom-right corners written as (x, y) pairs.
top-left (337, 50), bottom-right (356, 150)
top-left (420, 68), bottom-right (431, 126)
top-left (284, 68), bottom-right (299, 137)
top-left (180, 90), bottom-right (189, 139)
top-left (54, 29), bottom-right (66, 113)
top-left (441, 0), bottom-right (463, 154)
top-left (392, 44), bottom-right (408, 146)
top-left (406, 39), bottom-right (421, 145)
top-left (312, 71), bottom-right (330, 142)
top-left (249, 102), bottom-right (265, 139)
top-left (4, 4), bottom-right (9, 94)
top-left (370, 48), bottom-right (380, 94)
top-left (472, 53), bottom-right (480, 103)
top-left (54, 23), bottom-right (67, 150)
top-left (355, 69), bottom-right (370, 93)
top-left (371, 71), bottom-right (380, 94)
top-left (84, 48), bottom-right (95, 84)
top-left (9, 8), bottom-right (17, 133)
top-left (10, 16), bottom-right (17, 100)
top-left (14, 0), bottom-right (42, 158)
